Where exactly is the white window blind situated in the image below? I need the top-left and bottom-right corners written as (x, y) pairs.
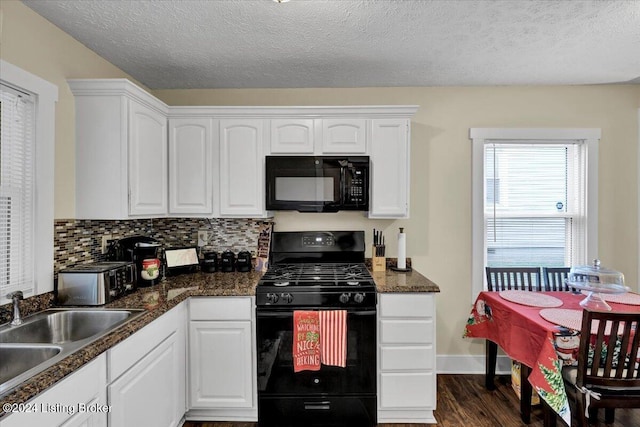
top-left (484, 142), bottom-right (586, 268)
top-left (0, 84), bottom-right (35, 297)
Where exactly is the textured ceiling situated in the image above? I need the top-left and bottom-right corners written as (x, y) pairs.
top-left (22, 0), bottom-right (640, 89)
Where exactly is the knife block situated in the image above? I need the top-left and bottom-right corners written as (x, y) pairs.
top-left (372, 246), bottom-right (386, 272)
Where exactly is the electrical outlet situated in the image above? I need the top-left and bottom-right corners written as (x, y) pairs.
top-left (101, 234), bottom-right (112, 254)
top-left (197, 229), bottom-right (212, 247)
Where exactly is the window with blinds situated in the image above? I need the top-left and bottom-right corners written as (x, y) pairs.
top-left (0, 84), bottom-right (35, 297)
top-left (484, 142), bottom-right (586, 268)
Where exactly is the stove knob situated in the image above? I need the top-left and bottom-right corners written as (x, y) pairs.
top-left (281, 293), bottom-right (294, 304)
top-left (266, 293), bottom-right (279, 304)
top-left (339, 293), bottom-right (351, 304)
top-left (354, 293), bottom-right (365, 304)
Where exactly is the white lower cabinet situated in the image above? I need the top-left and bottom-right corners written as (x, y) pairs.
top-left (107, 302), bottom-right (186, 427)
top-left (377, 293), bottom-right (437, 423)
top-left (1, 354), bottom-right (108, 427)
top-left (186, 297), bottom-right (257, 421)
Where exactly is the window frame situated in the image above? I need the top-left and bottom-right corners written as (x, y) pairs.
top-left (0, 60), bottom-right (58, 298)
top-left (470, 128), bottom-right (601, 300)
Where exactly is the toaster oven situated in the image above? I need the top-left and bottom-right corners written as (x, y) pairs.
top-left (56, 261), bottom-right (135, 306)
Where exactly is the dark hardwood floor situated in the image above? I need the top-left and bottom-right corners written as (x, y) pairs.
top-left (183, 375), bottom-right (639, 427)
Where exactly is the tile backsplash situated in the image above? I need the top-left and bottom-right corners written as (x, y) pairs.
top-left (54, 217), bottom-right (273, 274)
top-left (1, 217), bottom-right (272, 322)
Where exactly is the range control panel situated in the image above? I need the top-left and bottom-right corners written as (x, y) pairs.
top-left (302, 234), bottom-right (335, 247)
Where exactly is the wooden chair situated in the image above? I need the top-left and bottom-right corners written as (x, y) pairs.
top-left (542, 267), bottom-right (572, 291)
top-left (485, 267), bottom-right (542, 292)
top-left (484, 266), bottom-right (542, 423)
top-left (544, 309), bottom-right (640, 426)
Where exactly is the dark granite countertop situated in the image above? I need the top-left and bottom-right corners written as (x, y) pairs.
top-left (0, 267), bottom-right (438, 416)
top-left (373, 267), bottom-right (441, 293)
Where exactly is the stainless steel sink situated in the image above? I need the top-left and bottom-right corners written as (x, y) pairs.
top-left (0, 308), bottom-right (145, 397)
top-left (0, 309), bottom-right (136, 344)
top-left (0, 345), bottom-right (62, 385)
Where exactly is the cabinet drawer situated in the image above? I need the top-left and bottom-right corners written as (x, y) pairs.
top-left (380, 345), bottom-right (433, 371)
top-left (380, 319), bottom-right (433, 344)
top-left (189, 296), bottom-right (253, 321)
top-left (379, 293), bottom-right (434, 318)
top-left (379, 372), bottom-right (435, 409)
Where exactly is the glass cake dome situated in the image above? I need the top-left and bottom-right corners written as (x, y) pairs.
top-left (566, 259), bottom-right (628, 311)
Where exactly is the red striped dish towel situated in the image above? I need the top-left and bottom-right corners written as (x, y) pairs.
top-left (293, 310), bottom-right (321, 372)
top-left (319, 310), bottom-right (347, 368)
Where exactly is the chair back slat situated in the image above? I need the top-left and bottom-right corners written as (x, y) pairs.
top-left (542, 267), bottom-right (572, 291)
top-left (577, 310), bottom-right (640, 389)
top-left (485, 267), bottom-right (542, 292)
top-left (631, 328), bottom-right (640, 380)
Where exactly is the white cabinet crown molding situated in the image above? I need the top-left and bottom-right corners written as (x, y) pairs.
top-left (68, 78), bottom-right (169, 116)
top-left (168, 105), bottom-right (419, 118)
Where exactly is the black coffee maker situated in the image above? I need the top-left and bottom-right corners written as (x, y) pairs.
top-left (107, 236), bottom-right (162, 287)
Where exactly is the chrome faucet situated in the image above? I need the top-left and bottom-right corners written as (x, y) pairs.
top-left (7, 291), bottom-right (24, 326)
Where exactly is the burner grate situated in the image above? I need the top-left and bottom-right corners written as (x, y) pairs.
top-left (260, 263), bottom-right (373, 286)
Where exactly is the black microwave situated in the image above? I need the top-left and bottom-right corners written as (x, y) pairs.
top-left (265, 156), bottom-right (369, 212)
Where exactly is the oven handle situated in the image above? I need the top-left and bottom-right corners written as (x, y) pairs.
top-left (256, 309), bottom-right (376, 317)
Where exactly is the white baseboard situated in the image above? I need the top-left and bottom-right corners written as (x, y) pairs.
top-left (436, 354), bottom-right (512, 374)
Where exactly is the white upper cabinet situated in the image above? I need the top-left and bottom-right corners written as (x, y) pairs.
top-left (128, 101), bottom-right (168, 216)
top-left (321, 118), bottom-right (367, 153)
top-left (69, 79), bottom-right (169, 219)
top-left (368, 119), bottom-right (410, 218)
top-left (270, 119), bottom-right (315, 153)
top-left (168, 118), bottom-right (216, 215)
top-left (219, 119), bottom-right (268, 217)
top-left (70, 79), bottom-right (417, 219)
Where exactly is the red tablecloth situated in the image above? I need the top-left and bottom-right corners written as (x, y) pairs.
top-left (464, 291), bottom-right (640, 425)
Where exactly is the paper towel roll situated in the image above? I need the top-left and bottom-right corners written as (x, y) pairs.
top-left (397, 227), bottom-right (406, 269)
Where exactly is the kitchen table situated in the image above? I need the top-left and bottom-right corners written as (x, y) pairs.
top-left (464, 290), bottom-right (640, 426)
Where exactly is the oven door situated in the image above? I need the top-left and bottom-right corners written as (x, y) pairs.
top-left (256, 307), bottom-right (376, 426)
top-left (256, 307), bottom-right (376, 395)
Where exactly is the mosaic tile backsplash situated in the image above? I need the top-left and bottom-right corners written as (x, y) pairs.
top-left (0, 218), bottom-right (271, 322)
top-left (54, 217), bottom-right (274, 274)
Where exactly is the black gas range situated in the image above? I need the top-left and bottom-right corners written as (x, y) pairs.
top-left (256, 231), bottom-right (376, 309)
top-left (256, 231), bottom-right (377, 427)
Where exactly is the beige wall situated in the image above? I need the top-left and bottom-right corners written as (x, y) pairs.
top-left (156, 86), bottom-right (640, 358)
top-left (3, 1), bottom-right (640, 360)
top-left (0, 1), bottom-right (145, 219)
